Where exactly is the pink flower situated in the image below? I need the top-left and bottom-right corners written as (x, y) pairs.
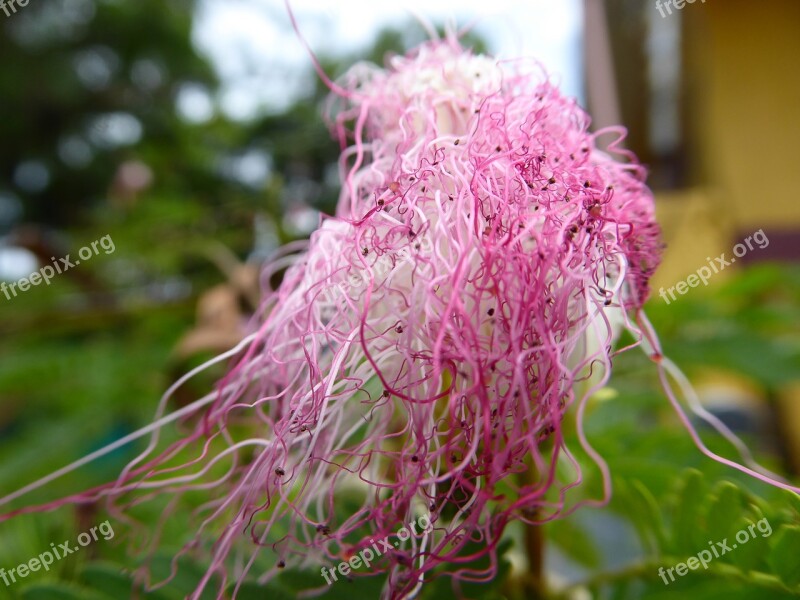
top-left (8, 37), bottom-right (792, 600)
top-left (164, 38), bottom-right (659, 598)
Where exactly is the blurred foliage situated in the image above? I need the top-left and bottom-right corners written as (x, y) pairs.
top-left (0, 1), bottom-right (798, 599)
top-left (0, 0), bottom-right (219, 225)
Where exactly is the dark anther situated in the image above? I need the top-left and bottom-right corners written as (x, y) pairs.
top-left (277, 560), bottom-right (286, 568)
top-left (411, 455), bottom-right (419, 463)
top-left (275, 467), bottom-right (285, 476)
top-left (362, 247), bottom-right (369, 256)
top-left (414, 243), bottom-right (421, 250)
top-left (396, 325), bottom-right (403, 334)
top-left (583, 180), bottom-right (591, 188)
top-left (383, 389), bottom-right (390, 397)
top-left (454, 139), bottom-right (460, 145)
top-left (604, 298), bottom-right (612, 306)
top-left (496, 146), bottom-right (502, 152)
top-left (487, 308), bottom-right (495, 316)
top-left (377, 198), bottom-right (384, 206)
top-left (548, 177), bottom-right (556, 185)
top-left (317, 525), bottom-right (331, 535)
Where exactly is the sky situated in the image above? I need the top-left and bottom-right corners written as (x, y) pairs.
top-left (191, 0), bottom-right (584, 121)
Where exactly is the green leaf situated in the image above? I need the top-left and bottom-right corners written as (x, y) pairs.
top-left (146, 554), bottom-right (220, 600)
top-left (706, 482), bottom-right (745, 547)
top-left (729, 512), bottom-right (771, 571)
top-left (783, 490), bottom-right (800, 518)
top-left (77, 563), bottom-right (138, 600)
top-left (672, 469), bottom-right (708, 554)
top-left (767, 525), bottom-right (800, 588)
top-left (611, 479), bottom-right (656, 557)
top-left (226, 581), bottom-right (296, 600)
top-left (547, 512), bottom-right (601, 567)
top-left (630, 479), bottom-right (668, 554)
top-left (420, 539), bottom-right (513, 600)
top-left (275, 568), bottom-right (388, 599)
top-left (20, 583), bottom-right (105, 600)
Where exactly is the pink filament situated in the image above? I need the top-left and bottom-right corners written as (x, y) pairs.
top-left (2, 39), bottom-right (663, 599)
top-left (6, 36), bottom-right (791, 600)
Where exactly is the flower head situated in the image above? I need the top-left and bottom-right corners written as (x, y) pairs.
top-left (1, 38), bottom-right (664, 599)
top-left (163, 38), bottom-right (660, 597)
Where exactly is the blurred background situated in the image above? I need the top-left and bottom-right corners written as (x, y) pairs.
top-left (0, 0), bottom-right (798, 598)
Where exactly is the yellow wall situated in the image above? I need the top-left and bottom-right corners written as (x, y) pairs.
top-left (652, 0), bottom-right (800, 291)
top-left (697, 0), bottom-right (800, 226)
